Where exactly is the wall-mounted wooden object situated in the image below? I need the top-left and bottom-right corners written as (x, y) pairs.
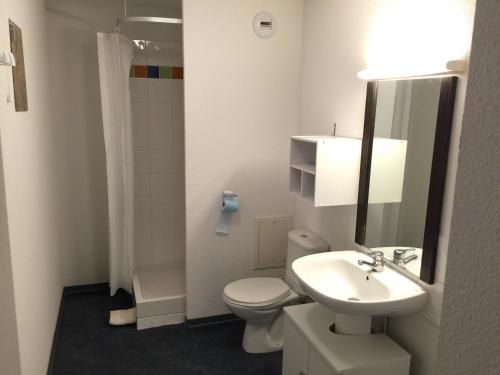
top-left (9, 19), bottom-right (28, 112)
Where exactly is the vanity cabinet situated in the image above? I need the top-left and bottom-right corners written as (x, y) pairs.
top-left (282, 303), bottom-right (411, 375)
top-left (308, 346), bottom-right (337, 375)
top-left (283, 322), bottom-right (334, 375)
top-left (283, 312), bottom-right (342, 375)
top-left (289, 136), bottom-right (361, 207)
top-left (282, 319), bottom-right (309, 374)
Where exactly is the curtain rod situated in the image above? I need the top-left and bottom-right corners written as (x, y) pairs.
top-left (116, 16), bottom-right (183, 28)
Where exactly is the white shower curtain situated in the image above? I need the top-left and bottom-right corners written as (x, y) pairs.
top-left (97, 32), bottom-right (135, 295)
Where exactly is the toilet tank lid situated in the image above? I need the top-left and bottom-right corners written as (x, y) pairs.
top-left (288, 230), bottom-right (329, 252)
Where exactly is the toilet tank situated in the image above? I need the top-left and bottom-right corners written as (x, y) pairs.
top-left (285, 229), bottom-right (329, 294)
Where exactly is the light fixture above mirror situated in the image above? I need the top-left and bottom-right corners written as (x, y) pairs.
top-left (357, 60), bottom-right (466, 81)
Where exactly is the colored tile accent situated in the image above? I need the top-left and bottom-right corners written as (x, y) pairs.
top-left (129, 65), bottom-right (182, 80)
top-left (172, 66), bottom-right (184, 79)
top-left (134, 65), bottom-right (147, 78)
top-left (159, 66), bottom-right (172, 79)
top-left (147, 65), bottom-right (159, 79)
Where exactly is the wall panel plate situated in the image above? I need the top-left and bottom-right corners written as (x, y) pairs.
top-left (254, 216), bottom-right (292, 269)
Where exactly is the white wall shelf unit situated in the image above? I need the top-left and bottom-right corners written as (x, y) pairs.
top-left (283, 303), bottom-right (411, 375)
top-left (290, 136), bottom-right (362, 207)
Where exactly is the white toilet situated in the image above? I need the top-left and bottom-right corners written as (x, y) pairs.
top-left (223, 229), bottom-right (329, 353)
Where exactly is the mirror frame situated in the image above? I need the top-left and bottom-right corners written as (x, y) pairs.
top-left (355, 76), bottom-right (458, 284)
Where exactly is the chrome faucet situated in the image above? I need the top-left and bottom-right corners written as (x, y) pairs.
top-left (358, 251), bottom-right (385, 272)
top-left (393, 248), bottom-right (416, 265)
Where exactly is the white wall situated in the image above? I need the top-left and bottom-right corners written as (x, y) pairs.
top-left (297, 1), bottom-right (475, 374)
top-left (0, 132), bottom-right (21, 374)
top-left (436, 1), bottom-right (500, 373)
top-left (46, 0), bottom-right (182, 286)
top-left (294, 0), bottom-right (378, 251)
top-left (0, 0), bottom-right (65, 373)
top-left (183, 0), bottom-right (303, 319)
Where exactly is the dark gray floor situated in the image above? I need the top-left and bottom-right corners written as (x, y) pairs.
top-left (51, 288), bottom-right (282, 374)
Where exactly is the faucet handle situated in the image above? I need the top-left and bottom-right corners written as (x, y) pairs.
top-left (393, 248), bottom-right (415, 260)
top-left (358, 251), bottom-right (385, 272)
top-left (368, 251), bottom-right (384, 262)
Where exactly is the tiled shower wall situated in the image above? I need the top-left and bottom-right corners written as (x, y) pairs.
top-left (129, 40), bottom-right (185, 267)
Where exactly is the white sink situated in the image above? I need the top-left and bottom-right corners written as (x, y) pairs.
top-left (292, 251), bottom-right (427, 317)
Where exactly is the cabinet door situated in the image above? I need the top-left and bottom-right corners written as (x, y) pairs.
top-left (315, 138), bottom-right (361, 206)
top-left (308, 345), bottom-right (338, 375)
top-left (282, 319), bottom-right (309, 375)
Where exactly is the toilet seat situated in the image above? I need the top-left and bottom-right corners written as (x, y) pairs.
top-left (223, 277), bottom-right (290, 307)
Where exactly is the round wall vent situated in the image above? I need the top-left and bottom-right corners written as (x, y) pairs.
top-left (253, 11), bottom-right (276, 39)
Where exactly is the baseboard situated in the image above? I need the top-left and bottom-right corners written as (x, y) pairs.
top-left (46, 282), bottom-right (110, 375)
top-left (46, 290), bottom-right (64, 375)
top-left (62, 282), bottom-right (109, 296)
top-left (137, 312), bottom-right (186, 330)
top-left (186, 313), bottom-right (241, 328)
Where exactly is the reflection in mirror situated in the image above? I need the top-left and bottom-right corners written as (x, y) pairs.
top-left (356, 76), bottom-right (457, 283)
top-left (359, 77), bottom-right (454, 281)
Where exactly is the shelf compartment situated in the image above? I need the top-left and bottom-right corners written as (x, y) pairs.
top-left (291, 163), bottom-right (316, 175)
top-left (290, 167), bottom-right (301, 195)
top-left (301, 172), bottom-right (315, 200)
top-left (291, 139), bottom-right (317, 166)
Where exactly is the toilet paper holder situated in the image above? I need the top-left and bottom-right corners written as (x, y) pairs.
top-left (216, 190), bottom-right (239, 235)
top-left (223, 190), bottom-right (238, 199)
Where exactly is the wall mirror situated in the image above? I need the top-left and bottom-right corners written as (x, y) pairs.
top-left (355, 76), bottom-right (457, 284)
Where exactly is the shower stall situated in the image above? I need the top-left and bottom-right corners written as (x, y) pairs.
top-left (97, 14), bottom-right (186, 330)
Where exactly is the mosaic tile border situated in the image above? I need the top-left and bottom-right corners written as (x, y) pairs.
top-left (130, 65), bottom-right (184, 79)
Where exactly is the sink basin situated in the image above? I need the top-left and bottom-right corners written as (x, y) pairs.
top-left (292, 251), bottom-right (427, 317)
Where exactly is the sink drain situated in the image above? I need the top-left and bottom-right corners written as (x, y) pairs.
top-left (348, 297), bottom-right (360, 301)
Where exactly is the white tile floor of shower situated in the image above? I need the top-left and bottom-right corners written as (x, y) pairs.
top-left (133, 262), bottom-right (186, 330)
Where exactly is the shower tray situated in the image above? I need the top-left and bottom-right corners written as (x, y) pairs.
top-left (132, 262), bottom-right (186, 330)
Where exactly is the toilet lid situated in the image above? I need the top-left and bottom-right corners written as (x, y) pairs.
top-left (224, 277), bottom-right (290, 306)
